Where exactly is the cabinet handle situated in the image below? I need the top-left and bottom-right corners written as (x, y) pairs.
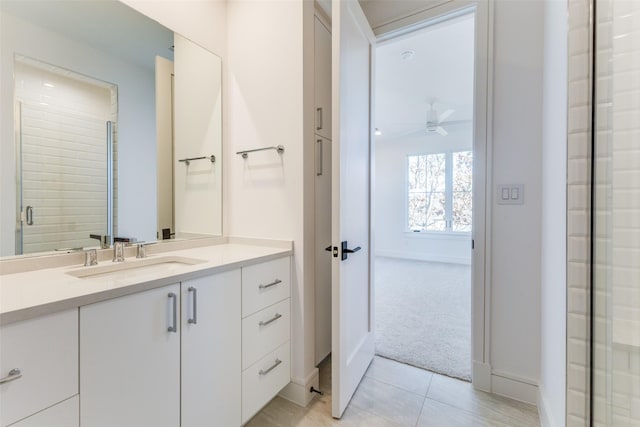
top-left (188, 286), bottom-right (197, 325)
top-left (259, 313), bottom-right (282, 327)
top-left (316, 107), bottom-right (323, 130)
top-left (168, 292), bottom-right (177, 333)
top-left (259, 359), bottom-right (282, 376)
top-left (316, 139), bottom-right (323, 176)
top-left (25, 206), bottom-right (33, 226)
top-left (259, 279), bottom-right (282, 290)
top-left (0, 368), bottom-right (22, 384)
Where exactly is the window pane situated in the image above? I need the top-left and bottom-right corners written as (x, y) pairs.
top-left (453, 151), bottom-right (472, 232)
top-left (408, 155), bottom-right (426, 191)
top-left (425, 192), bottom-right (446, 231)
top-left (453, 191), bottom-right (472, 231)
top-left (408, 192), bottom-right (426, 230)
top-left (453, 151), bottom-right (472, 193)
top-left (426, 153), bottom-right (446, 193)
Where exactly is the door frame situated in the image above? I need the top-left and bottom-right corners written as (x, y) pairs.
top-left (373, 0), bottom-right (493, 391)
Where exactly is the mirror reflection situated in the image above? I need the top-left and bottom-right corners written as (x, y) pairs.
top-left (0, 1), bottom-right (222, 257)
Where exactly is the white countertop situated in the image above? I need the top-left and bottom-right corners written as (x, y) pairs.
top-left (0, 242), bottom-right (292, 325)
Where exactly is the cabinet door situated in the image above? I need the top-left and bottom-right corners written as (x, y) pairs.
top-left (314, 135), bottom-right (332, 364)
top-left (314, 16), bottom-right (332, 140)
top-left (80, 284), bottom-right (180, 427)
top-left (181, 270), bottom-right (241, 427)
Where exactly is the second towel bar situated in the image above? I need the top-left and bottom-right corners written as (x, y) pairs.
top-left (178, 155), bottom-right (216, 165)
top-left (236, 145), bottom-right (285, 159)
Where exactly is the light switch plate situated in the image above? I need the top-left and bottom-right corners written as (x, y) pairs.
top-left (497, 184), bottom-right (524, 205)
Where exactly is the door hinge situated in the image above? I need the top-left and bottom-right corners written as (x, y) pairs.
top-left (472, 239), bottom-right (475, 250)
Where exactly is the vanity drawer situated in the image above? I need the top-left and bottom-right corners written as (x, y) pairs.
top-left (241, 341), bottom-right (291, 424)
top-left (242, 257), bottom-right (290, 317)
top-left (10, 395), bottom-right (79, 427)
top-left (0, 309), bottom-right (78, 427)
top-left (242, 299), bottom-right (290, 370)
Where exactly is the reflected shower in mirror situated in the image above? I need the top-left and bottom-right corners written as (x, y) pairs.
top-left (0, 1), bottom-right (222, 257)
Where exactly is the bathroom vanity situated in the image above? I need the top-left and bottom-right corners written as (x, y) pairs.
top-left (0, 239), bottom-right (292, 427)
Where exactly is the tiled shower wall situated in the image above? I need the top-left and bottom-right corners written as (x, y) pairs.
top-left (567, 0), bottom-right (640, 425)
top-left (594, 0), bottom-right (640, 424)
top-left (566, 0), bottom-right (592, 425)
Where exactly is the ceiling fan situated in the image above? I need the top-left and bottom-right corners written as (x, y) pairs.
top-left (425, 103), bottom-right (456, 136)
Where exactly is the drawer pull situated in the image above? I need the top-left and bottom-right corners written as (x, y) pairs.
top-left (0, 368), bottom-right (22, 384)
top-left (259, 313), bottom-right (282, 327)
top-left (259, 359), bottom-right (282, 376)
top-left (258, 279), bottom-right (282, 290)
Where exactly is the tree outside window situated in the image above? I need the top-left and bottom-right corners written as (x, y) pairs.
top-left (407, 150), bottom-right (472, 233)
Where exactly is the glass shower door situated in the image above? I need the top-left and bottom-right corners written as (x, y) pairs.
top-left (592, 0), bottom-right (640, 425)
top-left (17, 102), bottom-right (110, 254)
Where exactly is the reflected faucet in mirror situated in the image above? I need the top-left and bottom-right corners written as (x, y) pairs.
top-left (89, 234), bottom-right (110, 250)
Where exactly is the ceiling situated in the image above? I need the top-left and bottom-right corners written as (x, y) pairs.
top-left (359, 0), bottom-right (454, 32)
top-left (374, 11), bottom-right (475, 142)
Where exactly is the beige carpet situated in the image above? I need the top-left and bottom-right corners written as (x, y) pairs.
top-left (374, 257), bottom-right (471, 381)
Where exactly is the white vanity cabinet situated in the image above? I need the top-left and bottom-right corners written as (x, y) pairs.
top-left (241, 257), bottom-right (292, 424)
top-left (80, 270), bottom-right (241, 427)
top-left (0, 309), bottom-right (78, 427)
top-left (80, 283), bottom-right (181, 427)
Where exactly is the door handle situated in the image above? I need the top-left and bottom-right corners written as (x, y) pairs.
top-left (341, 241), bottom-right (361, 261)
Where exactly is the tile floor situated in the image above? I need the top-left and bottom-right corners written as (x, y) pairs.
top-left (246, 356), bottom-right (540, 427)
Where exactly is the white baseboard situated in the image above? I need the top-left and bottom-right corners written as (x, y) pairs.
top-left (376, 250), bottom-right (470, 265)
top-left (472, 360), bottom-right (492, 392)
top-left (491, 370), bottom-right (538, 406)
top-left (279, 368), bottom-right (319, 407)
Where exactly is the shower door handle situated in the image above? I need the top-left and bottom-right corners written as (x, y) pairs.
top-left (25, 206), bottom-right (34, 225)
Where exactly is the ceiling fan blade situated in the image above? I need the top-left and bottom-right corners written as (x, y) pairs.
top-left (438, 109), bottom-right (454, 124)
top-left (436, 126), bottom-right (448, 136)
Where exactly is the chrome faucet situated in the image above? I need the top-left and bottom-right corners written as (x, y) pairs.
top-left (89, 234), bottom-right (110, 249)
top-left (84, 249), bottom-right (98, 266)
top-left (113, 241), bottom-right (125, 262)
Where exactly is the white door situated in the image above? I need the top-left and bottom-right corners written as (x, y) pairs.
top-left (331, 0), bottom-right (375, 418)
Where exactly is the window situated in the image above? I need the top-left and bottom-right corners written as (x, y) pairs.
top-left (407, 151), bottom-right (472, 233)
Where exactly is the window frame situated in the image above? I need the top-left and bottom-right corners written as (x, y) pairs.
top-left (405, 149), bottom-right (472, 235)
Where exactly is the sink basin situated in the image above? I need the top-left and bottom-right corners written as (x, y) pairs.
top-left (66, 256), bottom-right (207, 279)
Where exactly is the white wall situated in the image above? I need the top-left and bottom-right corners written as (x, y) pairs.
top-left (225, 0), bottom-right (317, 404)
top-left (0, 10), bottom-right (157, 255)
top-left (539, 0), bottom-right (567, 425)
top-left (489, 0), bottom-right (543, 400)
top-left (375, 129), bottom-right (472, 264)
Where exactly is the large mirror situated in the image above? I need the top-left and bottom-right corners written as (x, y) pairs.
top-left (0, 1), bottom-right (222, 257)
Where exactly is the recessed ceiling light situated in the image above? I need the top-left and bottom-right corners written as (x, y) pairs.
top-left (400, 50), bottom-right (415, 61)
top-left (375, 128), bottom-right (382, 136)
top-left (43, 82), bottom-right (54, 88)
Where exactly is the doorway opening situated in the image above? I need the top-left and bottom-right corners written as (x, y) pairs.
top-left (373, 11), bottom-right (475, 382)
